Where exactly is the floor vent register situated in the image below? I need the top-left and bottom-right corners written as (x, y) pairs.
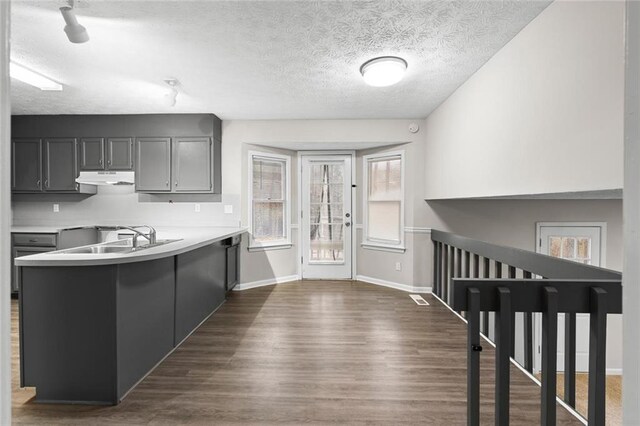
top-left (409, 294), bottom-right (429, 306)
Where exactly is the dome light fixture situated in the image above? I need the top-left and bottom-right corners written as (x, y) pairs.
top-left (60, 2), bottom-right (89, 44)
top-left (163, 79), bottom-right (180, 107)
top-left (360, 56), bottom-right (407, 87)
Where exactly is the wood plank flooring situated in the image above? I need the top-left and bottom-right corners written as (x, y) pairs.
top-left (11, 281), bottom-right (582, 425)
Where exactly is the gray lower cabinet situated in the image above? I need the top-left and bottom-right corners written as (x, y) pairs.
top-left (11, 229), bottom-right (99, 294)
top-left (174, 242), bottom-right (226, 344)
top-left (80, 137), bottom-right (133, 171)
top-left (173, 137), bottom-right (212, 192)
top-left (135, 137), bottom-right (171, 192)
top-left (12, 139), bottom-right (42, 192)
top-left (19, 234), bottom-right (241, 404)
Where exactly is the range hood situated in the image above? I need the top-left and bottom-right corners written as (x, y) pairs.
top-left (76, 171), bottom-right (135, 186)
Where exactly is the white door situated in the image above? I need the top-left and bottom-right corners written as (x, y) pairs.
top-left (301, 155), bottom-right (353, 279)
top-left (533, 223), bottom-right (604, 373)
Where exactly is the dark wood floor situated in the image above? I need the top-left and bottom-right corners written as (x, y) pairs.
top-left (11, 281), bottom-right (582, 425)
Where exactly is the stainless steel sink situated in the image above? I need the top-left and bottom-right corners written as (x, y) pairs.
top-left (55, 239), bottom-right (182, 255)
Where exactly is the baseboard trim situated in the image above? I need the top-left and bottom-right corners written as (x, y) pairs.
top-left (233, 275), bottom-right (299, 291)
top-left (356, 275), bottom-right (431, 293)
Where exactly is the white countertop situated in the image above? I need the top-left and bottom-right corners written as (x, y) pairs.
top-left (15, 227), bottom-right (247, 267)
top-left (11, 226), bottom-right (87, 234)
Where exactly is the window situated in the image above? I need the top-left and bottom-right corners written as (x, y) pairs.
top-left (248, 151), bottom-right (291, 250)
top-left (362, 151), bottom-right (405, 252)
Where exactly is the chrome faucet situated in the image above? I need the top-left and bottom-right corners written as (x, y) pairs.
top-left (96, 225), bottom-right (157, 248)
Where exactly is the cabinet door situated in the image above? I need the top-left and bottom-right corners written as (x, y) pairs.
top-left (43, 138), bottom-right (78, 192)
top-left (173, 137), bottom-right (212, 192)
top-left (79, 138), bottom-right (105, 171)
top-left (12, 139), bottom-right (42, 192)
top-left (106, 137), bottom-right (133, 170)
top-left (135, 137), bottom-right (171, 192)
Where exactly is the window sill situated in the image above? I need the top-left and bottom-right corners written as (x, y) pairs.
top-left (248, 243), bottom-right (293, 252)
top-left (361, 243), bottom-right (406, 254)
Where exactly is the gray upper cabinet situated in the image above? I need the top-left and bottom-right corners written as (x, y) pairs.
top-left (80, 137), bottom-right (132, 171)
top-left (173, 137), bottom-right (212, 192)
top-left (79, 138), bottom-right (105, 170)
top-left (135, 137), bottom-right (171, 192)
top-left (12, 138), bottom-right (42, 192)
top-left (107, 138), bottom-right (133, 170)
top-left (43, 138), bottom-right (79, 192)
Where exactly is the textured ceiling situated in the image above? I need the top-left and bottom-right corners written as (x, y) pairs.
top-left (10, 0), bottom-right (551, 119)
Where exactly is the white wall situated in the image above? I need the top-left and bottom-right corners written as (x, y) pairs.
top-left (623, 1), bottom-right (640, 422)
top-left (221, 119), bottom-right (429, 288)
top-left (424, 1), bottom-right (625, 199)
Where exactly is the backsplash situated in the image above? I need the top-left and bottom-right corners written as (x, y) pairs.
top-left (12, 185), bottom-right (241, 227)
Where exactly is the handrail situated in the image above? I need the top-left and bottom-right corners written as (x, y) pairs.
top-left (432, 229), bottom-right (621, 280)
top-left (430, 230), bottom-right (622, 426)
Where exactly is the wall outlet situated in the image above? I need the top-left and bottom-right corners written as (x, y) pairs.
top-left (395, 262), bottom-right (402, 271)
top-left (53, 204), bottom-right (59, 213)
top-left (194, 203), bottom-right (201, 213)
top-left (224, 205), bottom-right (233, 214)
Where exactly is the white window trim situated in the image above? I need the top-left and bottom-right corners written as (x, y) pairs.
top-left (248, 151), bottom-right (292, 251)
top-left (362, 150), bottom-right (405, 253)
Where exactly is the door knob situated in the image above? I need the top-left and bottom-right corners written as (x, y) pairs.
top-left (345, 222), bottom-right (351, 227)
top-left (345, 213), bottom-right (351, 218)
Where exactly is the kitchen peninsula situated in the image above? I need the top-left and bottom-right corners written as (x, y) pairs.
top-left (15, 227), bottom-right (245, 405)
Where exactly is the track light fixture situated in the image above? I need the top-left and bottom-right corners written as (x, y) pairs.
top-left (163, 79), bottom-right (180, 107)
top-left (60, 1), bottom-right (89, 44)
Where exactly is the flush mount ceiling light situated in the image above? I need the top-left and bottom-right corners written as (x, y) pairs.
top-left (163, 79), bottom-right (180, 107)
top-left (10, 63), bottom-right (63, 91)
top-left (60, 1), bottom-right (89, 44)
top-left (360, 56), bottom-right (408, 87)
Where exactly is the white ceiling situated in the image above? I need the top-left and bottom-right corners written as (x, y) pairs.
top-left (10, 0), bottom-right (551, 120)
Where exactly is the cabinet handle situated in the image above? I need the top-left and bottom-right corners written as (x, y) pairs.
top-left (99, 159), bottom-right (103, 166)
top-left (107, 160), bottom-right (111, 166)
top-left (36, 179), bottom-right (41, 188)
top-left (175, 181), bottom-right (178, 187)
top-left (44, 180), bottom-right (49, 188)
top-left (165, 181), bottom-right (169, 187)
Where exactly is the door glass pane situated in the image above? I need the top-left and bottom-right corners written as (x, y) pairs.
top-left (549, 237), bottom-right (561, 257)
top-left (309, 163), bottom-right (345, 263)
top-left (548, 235), bottom-right (592, 265)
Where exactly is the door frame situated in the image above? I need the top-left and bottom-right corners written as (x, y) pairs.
top-left (297, 151), bottom-right (356, 280)
top-left (532, 221), bottom-right (607, 373)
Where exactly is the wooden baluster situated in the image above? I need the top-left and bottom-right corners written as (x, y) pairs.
top-left (523, 271), bottom-right (534, 373)
top-left (564, 312), bottom-right (576, 407)
top-left (508, 266), bottom-right (516, 358)
top-left (482, 257), bottom-right (490, 336)
top-left (494, 287), bottom-right (512, 426)
top-left (467, 288), bottom-right (481, 426)
top-left (541, 287), bottom-right (558, 426)
top-left (588, 287), bottom-right (607, 425)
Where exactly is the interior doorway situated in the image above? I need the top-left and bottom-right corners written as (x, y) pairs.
top-left (533, 222), bottom-right (606, 373)
top-left (299, 153), bottom-right (354, 279)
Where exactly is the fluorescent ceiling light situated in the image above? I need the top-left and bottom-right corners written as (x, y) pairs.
top-left (10, 63), bottom-right (62, 91)
top-left (360, 56), bottom-right (407, 87)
